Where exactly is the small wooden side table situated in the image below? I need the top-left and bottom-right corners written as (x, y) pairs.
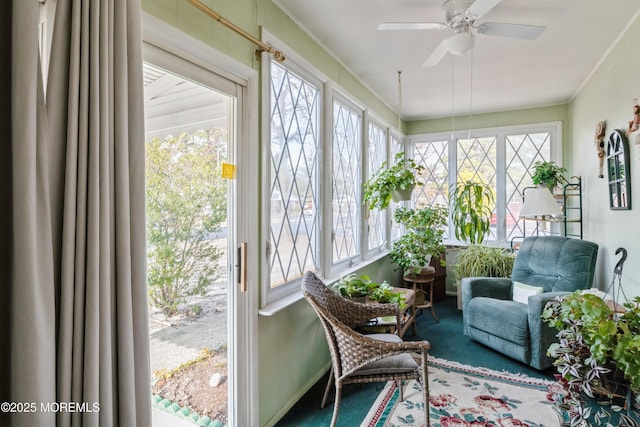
top-left (404, 266), bottom-right (439, 333)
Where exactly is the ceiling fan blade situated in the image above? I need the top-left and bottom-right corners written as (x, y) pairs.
top-left (476, 22), bottom-right (546, 40)
top-left (378, 22), bottom-right (447, 31)
top-left (423, 37), bottom-right (450, 67)
top-left (466, 0), bottom-right (503, 19)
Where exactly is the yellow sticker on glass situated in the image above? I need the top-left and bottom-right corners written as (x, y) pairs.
top-left (222, 163), bottom-right (236, 179)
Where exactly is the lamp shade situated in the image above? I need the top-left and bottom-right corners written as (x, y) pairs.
top-left (446, 28), bottom-right (475, 56)
top-left (519, 187), bottom-right (563, 219)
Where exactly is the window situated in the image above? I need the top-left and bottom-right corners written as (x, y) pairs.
top-left (263, 48), bottom-right (401, 306)
top-left (410, 123), bottom-right (560, 245)
top-left (268, 61), bottom-right (320, 288)
top-left (505, 132), bottom-right (552, 240)
top-left (367, 120), bottom-right (388, 251)
top-left (332, 98), bottom-right (362, 264)
top-left (414, 139), bottom-right (450, 239)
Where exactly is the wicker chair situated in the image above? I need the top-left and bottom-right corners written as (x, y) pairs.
top-left (301, 271), bottom-right (431, 427)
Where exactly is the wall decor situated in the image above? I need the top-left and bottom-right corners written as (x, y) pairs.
top-left (606, 129), bottom-right (631, 210)
top-left (627, 98), bottom-right (640, 155)
top-left (594, 120), bottom-right (606, 178)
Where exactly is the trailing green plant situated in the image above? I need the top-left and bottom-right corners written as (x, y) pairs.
top-left (332, 275), bottom-right (406, 309)
top-left (451, 244), bottom-right (515, 286)
top-left (389, 205), bottom-right (448, 273)
top-left (449, 180), bottom-right (495, 244)
top-left (368, 282), bottom-right (407, 309)
top-left (363, 152), bottom-right (424, 210)
top-left (332, 274), bottom-right (377, 299)
top-left (531, 160), bottom-right (568, 189)
top-left (542, 292), bottom-right (640, 426)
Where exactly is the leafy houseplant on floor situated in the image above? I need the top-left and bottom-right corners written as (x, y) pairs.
top-left (531, 160), bottom-right (568, 190)
top-left (363, 152), bottom-right (424, 210)
top-left (542, 291), bottom-right (640, 426)
top-left (450, 244), bottom-right (515, 287)
top-left (389, 205), bottom-right (448, 274)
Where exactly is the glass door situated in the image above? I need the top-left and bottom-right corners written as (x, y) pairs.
top-left (143, 52), bottom-right (244, 426)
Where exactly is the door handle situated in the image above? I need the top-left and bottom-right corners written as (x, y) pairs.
top-left (237, 242), bottom-right (247, 292)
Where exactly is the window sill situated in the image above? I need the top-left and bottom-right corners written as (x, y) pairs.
top-left (258, 251), bottom-right (390, 316)
top-left (258, 290), bottom-right (305, 316)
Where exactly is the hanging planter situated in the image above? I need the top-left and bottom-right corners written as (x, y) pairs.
top-left (363, 152), bottom-right (424, 210)
top-left (391, 185), bottom-right (415, 202)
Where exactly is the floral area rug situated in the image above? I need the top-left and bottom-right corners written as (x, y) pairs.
top-left (361, 357), bottom-right (561, 427)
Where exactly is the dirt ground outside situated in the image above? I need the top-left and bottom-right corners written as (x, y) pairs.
top-left (149, 276), bottom-right (229, 425)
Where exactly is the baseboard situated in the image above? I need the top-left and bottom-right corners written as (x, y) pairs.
top-left (263, 361), bottom-right (332, 427)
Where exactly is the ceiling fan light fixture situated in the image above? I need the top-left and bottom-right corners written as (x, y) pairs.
top-left (446, 27), bottom-right (475, 55)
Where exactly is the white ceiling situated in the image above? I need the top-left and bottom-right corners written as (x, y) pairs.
top-left (274, 0), bottom-right (640, 121)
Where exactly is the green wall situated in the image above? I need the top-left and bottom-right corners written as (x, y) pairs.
top-left (257, 257), bottom-right (402, 425)
top-left (568, 13), bottom-right (640, 300)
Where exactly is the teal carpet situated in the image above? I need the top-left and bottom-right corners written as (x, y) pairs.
top-left (276, 296), bottom-right (554, 426)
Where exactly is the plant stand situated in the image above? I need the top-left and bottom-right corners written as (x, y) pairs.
top-left (358, 288), bottom-right (416, 338)
top-left (403, 267), bottom-right (438, 335)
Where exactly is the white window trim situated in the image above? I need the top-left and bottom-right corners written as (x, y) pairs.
top-left (259, 32), bottom-right (403, 312)
top-left (260, 29), bottom-right (332, 309)
top-left (365, 115), bottom-right (390, 255)
top-left (142, 12), bottom-right (260, 427)
top-left (409, 121), bottom-right (562, 247)
top-left (329, 91), bottom-right (365, 271)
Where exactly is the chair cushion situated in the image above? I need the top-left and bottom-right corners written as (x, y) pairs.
top-left (353, 333), bottom-right (418, 376)
top-left (466, 297), bottom-right (530, 345)
top-left (512, 281), bottom-right (544, 304)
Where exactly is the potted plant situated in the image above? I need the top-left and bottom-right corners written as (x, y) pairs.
top-left (363, 152), bottom-right (424, 210)
top-left (332, 273), bottom-right (376, 302)
top-left (449, 244), bottom-right (515, 310)
top-left (542, 291), bottom-right (640, 426)
top-left (531, 160), bottom-right (568, 190)
top-left (450, 244), bottom-right (515, 287)
top-left (368, 281), bottom-right (408, 309)
top-left (332, 274), bottom-right (407, 308)
top-left (389, 205), bottom-right (448, 274)
top-left (449, 180), bottom-right (495, 244)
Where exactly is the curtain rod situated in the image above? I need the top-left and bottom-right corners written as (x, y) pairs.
top-left (185, 0), bottom-right (286, 63)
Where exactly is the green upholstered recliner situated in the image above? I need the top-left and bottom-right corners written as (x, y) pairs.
top-left (461, 236), bottom-right (598, 370)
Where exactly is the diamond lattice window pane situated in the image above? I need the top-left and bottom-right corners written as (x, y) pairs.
top-left (269, 62), bottom-right (320, 287)
top-left (368, 122), bottom-right (387, 250)
top-left (332, 101), bottom-right (361, 263)
top-left (506, 132), bottom-right (551, 240)
top-left (457, 137), bottom-right (497, 241)
top-left (414, 140), bottom-right (450, 239)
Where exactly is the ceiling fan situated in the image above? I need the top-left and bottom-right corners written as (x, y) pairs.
top-left (378, 0), bottom-right (546, 67)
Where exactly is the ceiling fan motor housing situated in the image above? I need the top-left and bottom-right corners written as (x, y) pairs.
top-left (443, 0), bottom-right (476, 29)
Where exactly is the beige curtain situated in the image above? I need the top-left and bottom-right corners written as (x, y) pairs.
top-left (11, 0), bottom-right (151, 426)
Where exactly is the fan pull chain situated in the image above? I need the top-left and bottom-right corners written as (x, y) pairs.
top-left (468, 49), bottom-right (474, 139)
top-left (450, 55), bottom-right (455, 141)
top-left (397, 70), bottom-right (402, 132)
